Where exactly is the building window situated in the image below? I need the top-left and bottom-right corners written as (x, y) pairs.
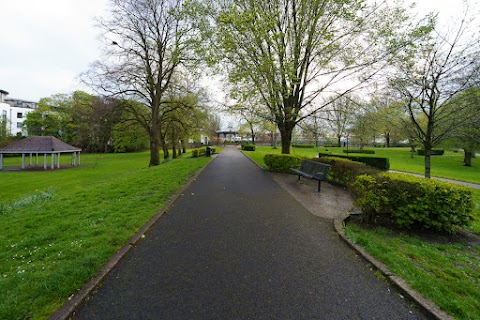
top-left (17, 112), bottom-right (23, 118)
top-left (17, 122), bottom-right (23, 129)
top-left (2, 110), bottom-right (6, 120)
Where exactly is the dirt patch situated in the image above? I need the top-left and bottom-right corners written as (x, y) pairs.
top-left (269, 171), bottom-right (355, 220)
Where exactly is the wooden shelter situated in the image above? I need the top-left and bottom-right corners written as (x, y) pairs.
top-left (0, 136), bottom-right (81, 170)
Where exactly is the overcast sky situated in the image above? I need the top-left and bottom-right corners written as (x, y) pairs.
top-left (0, 0), bottom-right (477, 102)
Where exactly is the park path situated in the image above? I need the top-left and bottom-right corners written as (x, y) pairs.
top-left (72, 146), bottom-right (425, 319)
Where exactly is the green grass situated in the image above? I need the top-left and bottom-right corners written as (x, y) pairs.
top-left (0, 151), bottom-right (211, 319)
top-left (345, 225), bottom-right (480, 319)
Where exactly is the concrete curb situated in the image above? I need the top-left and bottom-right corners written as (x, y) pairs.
top-left (334, 213), bottom-right (455, 320)
top-left (49, 155), bottom-right (218, 320)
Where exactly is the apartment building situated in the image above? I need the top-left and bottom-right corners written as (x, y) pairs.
top-left (0, 89), bottom-right (37, 136)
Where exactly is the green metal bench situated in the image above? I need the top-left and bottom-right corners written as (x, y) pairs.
top-left (290, 160), bottom-right (331, 192)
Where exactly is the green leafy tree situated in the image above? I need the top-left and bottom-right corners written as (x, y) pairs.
top-left (350, 108), bottom-right (378, 148)
top-left (444, 87), bottom-right (480, 166)
top-left (23, 95), bottom-right (68, 137)
top-left (113, 99), bottom-right (150, 152)
top-left (201, 0), bottom-right (428, 154)
top-left (83, 0), bottom-right (201, 166)
top-left (389, 13), bottom-right (480, 177)
top-left (323, 94), bottom-right (358, 147)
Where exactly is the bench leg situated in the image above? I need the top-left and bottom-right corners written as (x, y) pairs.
top-left (318, 180), bottom-right (321, 192)
top-left (298, 174), bottom-right (301, 181)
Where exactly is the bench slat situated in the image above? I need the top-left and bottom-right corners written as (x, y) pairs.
top-left (290, 160), bottom-right (330, 192)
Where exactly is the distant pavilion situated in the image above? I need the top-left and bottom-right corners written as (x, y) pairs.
top-left (0, 136), bottom-right (81, 170)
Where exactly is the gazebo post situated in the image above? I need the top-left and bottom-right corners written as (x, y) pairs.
top-left (36, 153), bottom-right (39, 165)
top-left (57, 153), bottom-right (61, 169)
top-left (29, 153), bottom-right (32, 167)
top-left (51, 153), bottom-right (55, 170)
top-left (0, 153), bottom-right (3, 170)
top-left (44, 153), bottom-right (47, 170)
top-left (22, 153), bottom-right (25, 169)
top-left (78, 153), bottom-right (81, 165)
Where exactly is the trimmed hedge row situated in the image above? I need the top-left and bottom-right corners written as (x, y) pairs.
top-left (314, 157), bottom-right (380, 189)
top-left (318, 152), bottom-right (389, 170)
top-left (264, 154), bottom-right (303, 173)
top-left (342, 149), bottom-right (375, 154)
top-left (292, 144), bottom-right (315, 148)
top-left (191, 147), bottom-right (216, 158)
top-left (241, 144), bottom-right (256, 151)
top-left (353, 173), bottom-right (474, 232)
top-left (417, 149), bottom-right (445, 156)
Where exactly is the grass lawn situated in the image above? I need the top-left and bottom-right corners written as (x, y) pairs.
top-left (0, 151), bottom-right (212, 319)
top-left (243, 146), bottom-right (480, 319)
top-left (344, 225), bottom-right (480, 319)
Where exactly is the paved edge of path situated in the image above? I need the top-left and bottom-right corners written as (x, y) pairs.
top-left (49, 155), bottom-right (219, 320)
top-left (241, 151), bottom-right (455, 320)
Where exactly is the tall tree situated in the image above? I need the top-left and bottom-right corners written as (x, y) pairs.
top-left (323, 94), bottom-right (358, 147)
top-left (23, 94), bottom-right (70, 137)
top-left (202, 0), bottom-right (427, 153)
top-left (389, 12), bottom-right (480, 177)
top-left (444, 87), bottom-right (480, 166)
top-left (83, 0), bottom-right (200, 166)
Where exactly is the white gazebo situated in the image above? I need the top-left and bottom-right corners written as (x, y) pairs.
top-left (0, 136), bottom-right (81, 170)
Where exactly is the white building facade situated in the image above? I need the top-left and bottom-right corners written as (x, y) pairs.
top-left (0, 90), bottom-right (37, 136)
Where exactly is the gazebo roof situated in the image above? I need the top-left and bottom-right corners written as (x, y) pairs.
top-left (0, 136), bottom-right (81, 153)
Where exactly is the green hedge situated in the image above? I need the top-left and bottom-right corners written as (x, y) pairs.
top-left (318, 152), bottom-right (389, 170)
top-left (191, 147), bottom-right (215, 158)
top-left (353, 173), bottom-right (474, 233)
top-left (292, 144), bottom-right (315, 148)
top-left (264, 154), bottom-right (303, 173)
top-left (241, 144), bottom-right (256, 151)
top-left (417, 149), bottom-right (445, 156)
top-left (314, 157), bottom-right (380, 188)
top-left (342, 149), bottom-right (375, 154)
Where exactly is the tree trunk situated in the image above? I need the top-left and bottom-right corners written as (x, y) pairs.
top-left (172, 130), bottom-right (177, 159)
top-left (424, 143), bottom-right (432, 178)
top-left (149, 126), bottom-right (161, 166)
top-left (385, 132), bottom-right (390, 148)
top-left (337, 135), bottom-right (341, 148)
top-left (181, 139), bottom-right (186, 153)
top-left (279, 123), bottom-right (294, 154)
top-left (464, 150), bottom-right (473, 167)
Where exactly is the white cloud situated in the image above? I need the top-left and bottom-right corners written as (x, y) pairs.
top-left (0, 0), bottom-right (107, 101)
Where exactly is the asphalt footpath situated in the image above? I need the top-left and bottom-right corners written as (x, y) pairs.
top-left (71, 146), bottom-right (426, 320)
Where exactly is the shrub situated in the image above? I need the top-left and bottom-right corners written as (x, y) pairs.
top-left (353, 173), bottom-right (474, 233)
top-left (342, 149), bottom-right (375, 154)
top-left (191, 147), bottom-right (213, 158)
top-left (314, 157), bottom-right (380, 188)
top-left (417, 149), bottom-right (445, 156)
top-left (264, 154), bottom-right (303, 173)
top-left (241, 144), bottom-right (256, 151)
top-left (318, 152), bottom-right (389, 170)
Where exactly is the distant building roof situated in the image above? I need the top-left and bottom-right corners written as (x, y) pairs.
top-left (0, 136), bottom-right (81, 153)
top-left (0, 89), bottom-right (9, 95)
top-left (215, 128), bottom-right (239, 134)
